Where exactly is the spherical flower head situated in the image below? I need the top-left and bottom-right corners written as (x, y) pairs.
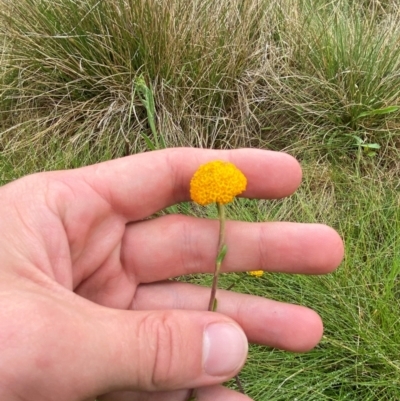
top-left (247, 270), bottom-right (264, 277)
top-left (190, 160), bottom-right (247, 206)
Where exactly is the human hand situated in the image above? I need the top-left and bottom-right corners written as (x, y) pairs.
top-left (0, 148), bottom-right (343, 401)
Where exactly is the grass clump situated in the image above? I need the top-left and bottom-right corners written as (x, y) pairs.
top-left (0, 0), bottom-right (268, 153)
top-left (248, 0), bottom-right (400, 155)
top-left (1, 0), bottom-right (400, 160)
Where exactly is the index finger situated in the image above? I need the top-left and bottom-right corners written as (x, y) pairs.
top-left (78, 148), bottom-right (302, 220)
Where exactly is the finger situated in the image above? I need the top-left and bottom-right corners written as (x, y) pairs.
top-left (73, 148), bottom-right (302, 220)
top-left (132, 281), bottom-right (323, 352)
top-left (121, 216), bottom-right (344, 282)
top-left (79, 307), bottom-right (248, 397)
top-left (99, 385), bottom-right (253, 401)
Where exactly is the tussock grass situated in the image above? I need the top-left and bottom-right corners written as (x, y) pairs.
top-left (238, 0), bottom-right (400, 156)
top-left (1, 0), bottom-right (400, 159)
top-left (0, 0), bottom-right (269, 153)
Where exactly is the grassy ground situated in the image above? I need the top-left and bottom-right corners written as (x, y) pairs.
top-left (1, 0), bottom-right (400, 399)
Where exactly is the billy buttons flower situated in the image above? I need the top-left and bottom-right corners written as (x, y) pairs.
top-left (190, 160), bottom-right (247, 206)
top-left (188, 160), bottom-right (248, 400)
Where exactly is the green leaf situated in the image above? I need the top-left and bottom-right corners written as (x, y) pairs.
top-left (348, 134), bottom-right (364, 145)
top-left (357, 106), bottom-right (400, 119)
top-left (361, 143), bottom-right (381, 149)
top-left (140, 132), bottom-right (156, 150)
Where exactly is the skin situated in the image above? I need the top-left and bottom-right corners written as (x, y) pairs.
top-left (0, 148), bottom-right (344, 401)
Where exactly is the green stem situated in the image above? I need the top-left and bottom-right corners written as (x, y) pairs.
top-left (188, 203), bottom-right (245, 400)
top-left (207, 203), bottom-right (226, 311)
top-left (212, 204), bottom-right (245, 394)
top-left (187, 204), bottom-right (227, 401)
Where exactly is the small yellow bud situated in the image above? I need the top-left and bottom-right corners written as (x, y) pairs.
top-left (247, 270), bottom-right (264, 277)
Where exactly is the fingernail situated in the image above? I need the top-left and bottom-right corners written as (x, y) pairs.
top-left (203, 323), bottom-right (248, 376)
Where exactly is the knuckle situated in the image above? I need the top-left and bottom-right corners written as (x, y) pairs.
top-left (258, 223), bottom-right (270, 269)
top-left (179, 218), bottom-right (203, 274)
top-left (140, 311), bottom-right (185, 390)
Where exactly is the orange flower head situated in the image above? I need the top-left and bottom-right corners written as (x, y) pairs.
top-left (190, 161), bottom-right (247, 206)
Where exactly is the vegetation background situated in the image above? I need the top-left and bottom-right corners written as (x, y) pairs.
top-left (0, 0), bottom-right (399, 399)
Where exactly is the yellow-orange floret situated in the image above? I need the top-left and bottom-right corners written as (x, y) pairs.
top-left (190, 160), bottom-right (247, 206)
top-left (247, 270), bottom-right (264, 277)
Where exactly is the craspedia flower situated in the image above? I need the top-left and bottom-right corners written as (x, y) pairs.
top-left (190, 161), bottom-right (247, 206)
top-left (247, 270), bottom-right (264, 277)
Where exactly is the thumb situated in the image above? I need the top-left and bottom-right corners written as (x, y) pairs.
top-left (87, 308), bottom-right (248, 396)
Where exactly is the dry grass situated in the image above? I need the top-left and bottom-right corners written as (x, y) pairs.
top-left (0, 0), bottom-right (399, 162)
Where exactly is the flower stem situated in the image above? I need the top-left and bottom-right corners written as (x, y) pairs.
top-left (188, 203), bottom-right (244, 400)
top-left (207, 202), bottom-right (226, 311)
top-left (187, 204), bottom-right (226, 401)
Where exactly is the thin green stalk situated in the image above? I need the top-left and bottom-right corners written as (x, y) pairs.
top-left (188, 203), bottom-right (236, 401)
top-left (207, 202), bottom-right (226, 311)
